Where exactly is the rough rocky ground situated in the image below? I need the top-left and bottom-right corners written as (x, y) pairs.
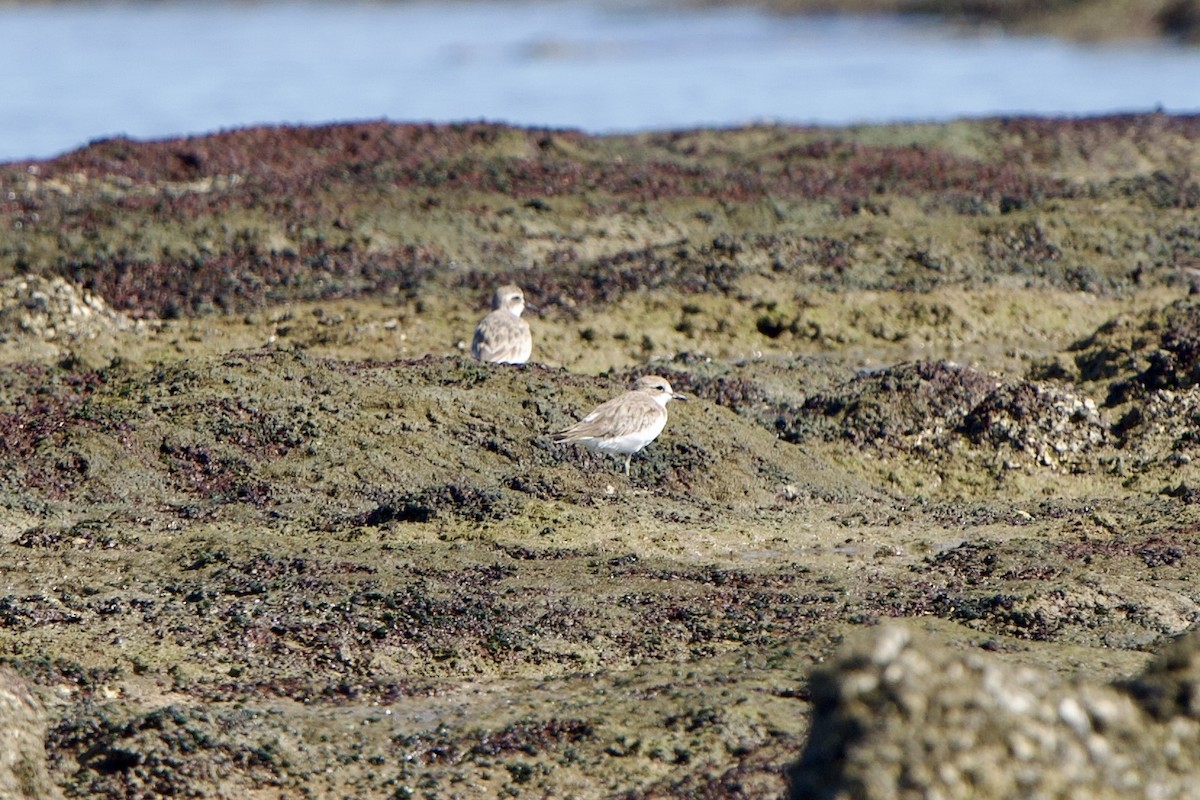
top-left (1, 114), bottom-right (1199, 798)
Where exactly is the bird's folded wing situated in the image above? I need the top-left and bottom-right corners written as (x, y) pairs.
top-left (556, 394), bottom-right (659, 440)
top-left (473, 314), bottom-right (524, 361)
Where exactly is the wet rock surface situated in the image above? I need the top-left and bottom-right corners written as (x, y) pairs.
top-left (1, 115), bottom-right (1200, 797)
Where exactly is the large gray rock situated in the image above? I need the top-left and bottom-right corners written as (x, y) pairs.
top-left (0, 667), bottom-right (62, 800)
top-left (789, 626), bottom-right (1200, 800)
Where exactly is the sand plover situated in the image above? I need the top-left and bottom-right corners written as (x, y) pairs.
top-left (555, 375), bottom-right (686, 475)
top-left (471, 284), bottom-right (533, 364)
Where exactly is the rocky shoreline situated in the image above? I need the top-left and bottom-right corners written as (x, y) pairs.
top-left (5, 0), bottom-right (1200, 42)
top-left (1, 114), bottom-right (1200, 797)
top-left (743, 0), bottom-right (1200, 42)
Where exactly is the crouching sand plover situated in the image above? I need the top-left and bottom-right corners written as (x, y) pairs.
top-left (472, 284), bottom-right (533, 364)
top-left (555, 375), bottom-right (686, 475)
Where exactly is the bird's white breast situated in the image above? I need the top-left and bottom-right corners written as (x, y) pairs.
top-left (587, 412), bottom-right (667, 456)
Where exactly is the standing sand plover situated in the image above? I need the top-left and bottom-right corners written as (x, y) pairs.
top-left (472, 284), bottom-right (533, 364)
top-left (555, 375), bottom-right (686, 475)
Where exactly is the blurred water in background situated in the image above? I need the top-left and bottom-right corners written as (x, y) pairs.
top-left (2, 0), bottom-right (1198, 162)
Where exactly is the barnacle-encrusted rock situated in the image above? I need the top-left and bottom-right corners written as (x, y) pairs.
top-left (0, 668), bottom-right (62, 800)
top-left (1061, 300), bottom-right (1200, 405)
top-left (789, 625), bottom-right (1200, 800)
top-left (961, 380), bottom-right (1108, 470)
top-left (778, 361), bottom-right (999, 450)
top-left (1111, 386), bottom-right (1200, 468)
top-left (0, 275), bottom-right (132, 342)
top-left (776, 361), bottom-right (1109, 471)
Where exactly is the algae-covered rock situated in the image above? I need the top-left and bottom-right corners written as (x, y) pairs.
top-left (1053, 299), bottom-right (1200, 405)
top-left (960, 380), bottom-right (1108, 471)
top-left (789, 625), bottom-right (1200, 800)
top-left (0, 668), bottom-right (62, 800)
top-left (5, 116), bottom-right (1200, 799)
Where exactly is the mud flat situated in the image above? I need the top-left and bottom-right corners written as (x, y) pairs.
top-left (1, 115), bottom-right (1200, 797)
